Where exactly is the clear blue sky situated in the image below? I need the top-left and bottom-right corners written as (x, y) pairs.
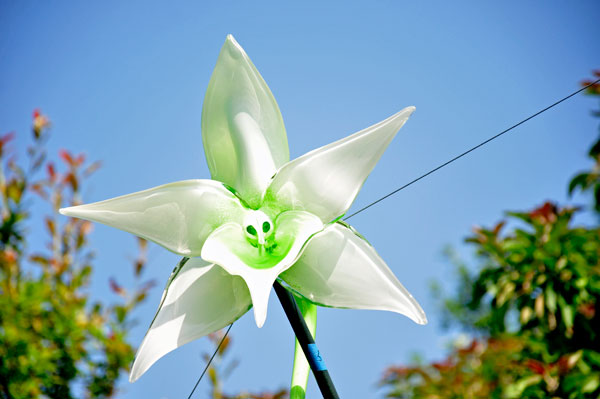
top-left (1, 1), bottom-right (599, 398)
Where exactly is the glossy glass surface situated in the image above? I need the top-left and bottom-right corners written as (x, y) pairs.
top-left (58, 34), bottom-right (426, 385)
top-left (60, 180), bottom-right (246, 257)
top-left (130, 258), bottom-right (251, 382)
top-left (201, 211), bottom-right (323, 327)
top-left (202, 35), bottom-right (289, 208)
top-left (263, 107), bottom-right (415, 223)
top-left (281, 222), bottom-right (427, 325)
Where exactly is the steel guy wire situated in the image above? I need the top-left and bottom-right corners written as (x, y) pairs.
top-left (188, 77), bottom-right (600, 397)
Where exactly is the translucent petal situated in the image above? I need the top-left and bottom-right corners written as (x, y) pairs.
top-left (129, 257), bottom-right (251, 382)
top-left (59, 180), bottom-right (246, 257)
top-left (280, 222), bottom-right (427, 325)
top-left (201, 211), bottom-right (323, 327)
top-left (263, 107), bottom-right (415, 223)
top-left (202, 35), bottom-right (289, 207)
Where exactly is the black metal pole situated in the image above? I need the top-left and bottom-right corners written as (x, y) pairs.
top-left (273, 281), bottom-right (340, 399)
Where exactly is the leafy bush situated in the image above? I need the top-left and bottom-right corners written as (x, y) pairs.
top-left (0, 111), bottom-right (153, 399)
top-left (381, 73), bottom-right (600, 399)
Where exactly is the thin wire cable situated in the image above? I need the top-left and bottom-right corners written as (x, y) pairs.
top-left (186, 77), bottom-right (599, 397)
top-left (187, 323), bottom-right (233, 399)
top-left (344, 78), bottom-right (600, 221)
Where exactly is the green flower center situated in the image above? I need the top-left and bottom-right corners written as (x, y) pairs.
top-left (243, 210), bottom-right (275, 255)
top-left (202, 210), bottom-right (322, 271)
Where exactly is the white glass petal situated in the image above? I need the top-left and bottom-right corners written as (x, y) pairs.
top-left (130, 257), bottom-right (251, 382)
top-left (280, 222), bottom-right (427, 325)
top-left (201, 211), bottom-right (323, 328)
top-left (59, 180), bottom-right (246, 257)
top-left (263, 107), bottom-right (415, 223)
top-left (202, 34), bottom-right (289, 208)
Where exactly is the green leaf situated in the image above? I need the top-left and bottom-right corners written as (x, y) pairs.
top-left (588, 137), bottom-right (600, 158)
top-left (568, 172), bottom-right (590, 195)
top-left (504, 375), bottom-right (542, 398)
top-left (594, 184), bottom-right (600, 212)
top-left (587, 350), bottom-right (600, 367)
top-left (582, 374), bottom-right (600, 393)
top-left (546, 285), bottom-right (557, 313)
top-left (558, 296), bottom-right (574, 330)
top-left (497, 282), bottom-right (516, 307)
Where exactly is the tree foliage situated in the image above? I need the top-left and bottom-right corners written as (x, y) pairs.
top-left (0, 111), bottom-right (154, 398)
top-left (568, 71), bottom-right (600, 212)
top-left (381, 73), bottom-right (600, 399)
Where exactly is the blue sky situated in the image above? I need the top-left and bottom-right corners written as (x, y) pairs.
top-left (1, 1), bottom-right (599, 398)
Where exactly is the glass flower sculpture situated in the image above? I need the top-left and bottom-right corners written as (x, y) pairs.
top-left (59, 35), bottom-right (427, 385)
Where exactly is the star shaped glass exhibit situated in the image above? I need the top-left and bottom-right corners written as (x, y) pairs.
top-left (60, 35), bottom-right (427, 382)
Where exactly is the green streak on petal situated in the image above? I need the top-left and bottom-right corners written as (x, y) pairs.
top-left (202, 35), bottom-right (289, 206)
top-left (146, 257), bottom-right (190, 330)
top-left (335, 220), bottom-right (372, 246)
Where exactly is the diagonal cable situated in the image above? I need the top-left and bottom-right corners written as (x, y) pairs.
top-left (187, 323), bottom-right (233, 399)
top-left (187, 77), bottom-right (599, 397)
top-left (344, 78), bottom-right (600, 221)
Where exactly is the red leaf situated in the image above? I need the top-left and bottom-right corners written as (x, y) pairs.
top-left (0, 132), bottom-right (15, 145)
top-left (80, 220), bottom-right (93, 235)
top-left (109, 277), bottom-right (124, 295)
top-left (0, 132), bottom-right (15, 157)
top-left (45, 217), bottom-right (56, 236)
top-left (577, 302), bottom-right (595, 319)
top-left (383, 366), bottom-right (411, 378)
top-left (432, 358), bottom-right (454, 371)
top-left (59, 150), bottom-right (74, 166)
top-left (529, 202), bottom-right (557, 223)
top-left (47, 162), bottom-right (56, 182)
top-left (30, 183), bottom-right (48, 200)
top-left (492, 221), bottom-right (506, 236)
top-left (4, 249), bottom-right (18, 263)
top-left (74, 153), bottom-right (85, 167)
top-left (525, 359), bottom-right (546, 375)
top-left (29, 254), bottom-right (49, 266)
top-left (63, 172), bottom-right (78, 191)
top-left (458, 339), bottom-right (479, 355)
top-left (83, 160), bottom-right (102, 177)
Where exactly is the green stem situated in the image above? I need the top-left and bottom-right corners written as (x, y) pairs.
top-left (289, 294), bottom-right (317, 399)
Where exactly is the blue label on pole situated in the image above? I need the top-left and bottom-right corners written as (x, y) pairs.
top-left (307, 343), bottom-right (327, 371)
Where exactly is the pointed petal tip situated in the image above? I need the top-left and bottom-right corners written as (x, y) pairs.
top-left (395, 105), bottom-right (416, 120)
top-left (58, 206), bottom-right (76, 217)
top-left (414, 312), bottom-right (428, 325)
top-left (129, 355), bottom-right (146, 383)
top-left (58, 204), bottom-right (91, 220)
top-left (223, 34), bottom-right (245, 58)
top-left (225, 34), bottom-right (237, 44)
top-left (253, 308), bottom-right (266, 328)
top-left (390, 303), bottom-right (427, 325)
top-left (384, 105), bottom-right (416, 135)
top-left (129, 360), bottom-right (144, 383)
top-left (396, 297), bottom-right (427, 325)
